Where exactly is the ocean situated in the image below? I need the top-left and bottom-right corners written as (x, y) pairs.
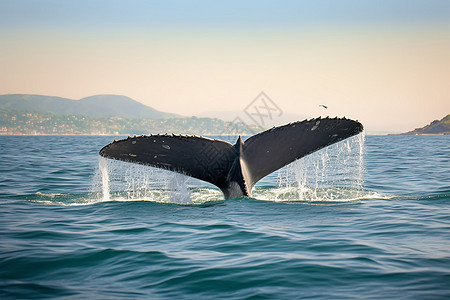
top-left (0, 134), bottom-right (449, 299)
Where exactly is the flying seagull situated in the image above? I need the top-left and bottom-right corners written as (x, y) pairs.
top-left (319, 105), bottom-right (328, 109)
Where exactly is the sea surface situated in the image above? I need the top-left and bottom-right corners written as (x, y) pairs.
top-left (0, 134), bottom-right (449, 299)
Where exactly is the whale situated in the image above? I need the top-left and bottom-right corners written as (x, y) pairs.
top-left (99, 117), bottom-right (363, 199)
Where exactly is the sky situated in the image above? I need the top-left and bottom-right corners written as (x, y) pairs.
top-left (1, 0), bottom-right (449, 133)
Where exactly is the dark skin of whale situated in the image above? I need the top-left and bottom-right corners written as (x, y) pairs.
top-left (99, 117), bottom-right (363, 199)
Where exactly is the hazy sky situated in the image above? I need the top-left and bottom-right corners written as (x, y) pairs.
top-left (1, 0), bottom-right (449, 133)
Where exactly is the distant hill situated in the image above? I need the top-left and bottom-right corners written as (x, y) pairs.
top-left (401, 114), bottom-right (450, 135)
top-left (0, 94), bottom-right (181, 119)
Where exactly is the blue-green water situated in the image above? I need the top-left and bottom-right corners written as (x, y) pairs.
top-left (0, 135), bottom-right (449, 299)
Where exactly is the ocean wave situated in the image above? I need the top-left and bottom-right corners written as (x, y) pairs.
top-left (26, 185), bottom-right (394, 207)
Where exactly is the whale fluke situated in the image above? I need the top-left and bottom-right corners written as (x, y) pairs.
top-left (99, 117), bottom-right (363, 199)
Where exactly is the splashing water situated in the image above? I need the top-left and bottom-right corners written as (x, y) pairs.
top-left (254, 133), bottom-right (369, 202)
top-left (92, 158), bottom-right (212, 204)
top-left (98, 157), bottom-right (110, 201)
top-left (168, 172), bottom-right (192, 204)
top-left (93, 133), bottom-right (372, 204)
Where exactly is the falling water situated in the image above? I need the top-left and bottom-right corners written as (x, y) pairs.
top-left (93, 157), bottom-right (199, 204)
top-left (168, 172), bottom-right (192, 204)
top-left (99, 157), bottom-right (110, 201)
top-left (259, 133), bottom-right (367, 202)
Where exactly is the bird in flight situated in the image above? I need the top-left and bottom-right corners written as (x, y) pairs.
top-left (319, 104), bottom-right (328, 109)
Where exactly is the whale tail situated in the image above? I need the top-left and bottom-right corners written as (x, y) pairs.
top-left (99, 117), bottom-right (363, 199)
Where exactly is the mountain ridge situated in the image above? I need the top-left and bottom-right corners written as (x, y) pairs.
top-left (0, 94), bottom-right (181, 119)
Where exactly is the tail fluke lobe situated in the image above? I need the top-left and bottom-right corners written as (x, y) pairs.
top-left (99, 135), bottom-right (239, 191)
top-left (239, 117), bottom-right (363, 188)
